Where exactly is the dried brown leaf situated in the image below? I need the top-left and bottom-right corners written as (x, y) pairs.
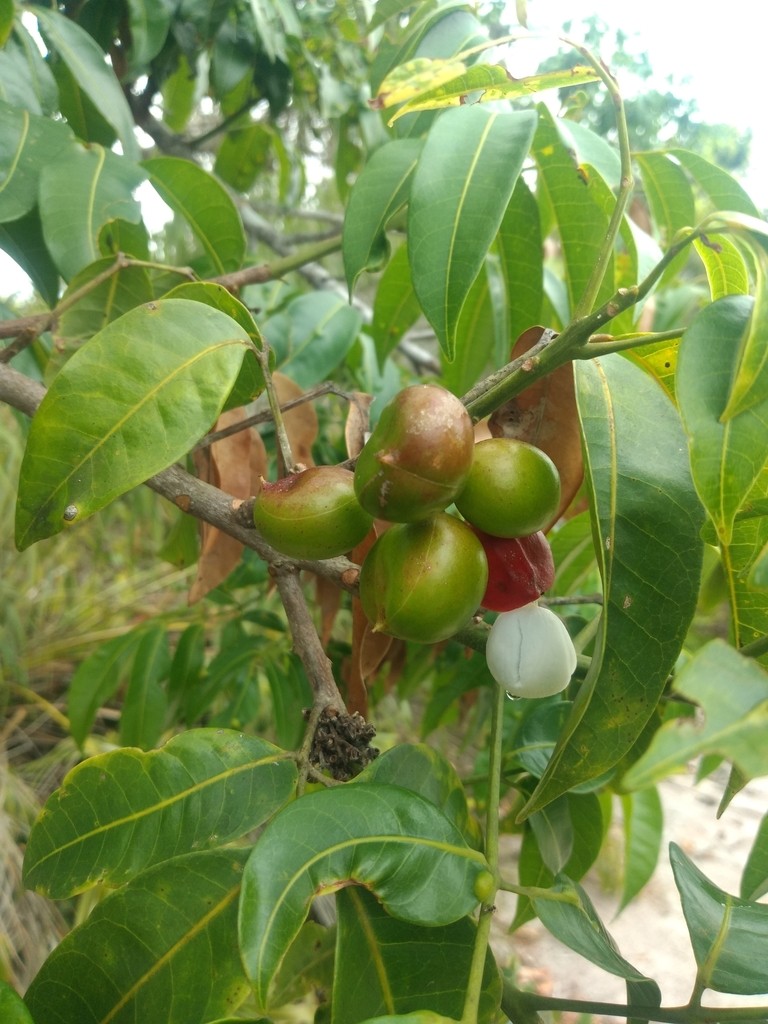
top-left (189, 408), bottom-right (254, 603)
top-left (345, 391), bottom-right (374, 460)
top-left (342, 529), bottom-right (394, 715)
top-left (488, 325), bottom-right (584, 528)
top-left (316, 574), bottom-right (343, 648)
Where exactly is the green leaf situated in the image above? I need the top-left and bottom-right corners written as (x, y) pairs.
top-left (214, 123), bottom-right (275, 193)
top-left (619, 787), bottom-right (663, 910)
top-left (528, 796), bottom-right (573, 874)
top-left (634, 151), bottom-right (696, 248)
top-left (15, 298), bottom-right (252, 549)
top-left (163, 280), bottom-right (266, 404)
top-left (262, 291), bottom-right (362, 388)
top-left (725, 507), bottom-right (768, 660)
top-left (370, 2), bottom-right (477, 94)
top-left (51, 256), bottom-right (154, 366)
top-left (557, 118), bottom-right (621, 191)
top-left (742, 811), bottom-right (768, 901)
top-left (368, 0), bottom-right (414, 32)
top-left (99, 216), bottom-right (151, 260)
top-left (119, 624), bottom-right (170, 749)
top-left (269, 920), bottom-right (335, 1010)
top-left (722, 242), bottom-right (768, 420)
top-left (692, 234), bottom-right (749, 301)
top-left (39, 140), bottom-right (145, 281)
top-left (670, 842), bottom-right (768, 995)
top-left (181, 639), bottom-right (262, 726)
top-left (671, 149), bottom-right (761, 219)
top-left (51, 55), bottom-right (117, 149)
top-left (23, 729), bottom-right (297, 897)
top-left (161, 52), bottom-right (196, 132)
top-left (142, 156), bottom-right (246, 275)
top-left (33, 5), bottom-right (139, 161)
top-left (386, 62), bottom-right (600, 123)
top-left (263, 654), bottom-right (312, 749)
top-left (0, 24), bottom-right (58, 115)
top-left (0, 981), bottom-right (34, 1024)
top-left (548, 511), bottom-right (598, 597)
top-left (333, 888), bottom-right (501, 1024)
top-left (441, 263), bottom-right (495, 396)
top-left (370, 243), bottom-right (422, 368)
top-left (532, 106), bottom-right (613, 319)
top-left (751, 538), bottom-right (768, 590)
top-left (24, 850), bottom-right (250, 1024)
top-left (355, 742), bottom-right (482, 849)
top-left (0, 101), bottom-right (72, 223)
top-left (512, 791), bottom-right (605, 931)
top-left (247, 0), bottom-right (300, 64)
top-left (623, 335), bottom-right (681, 403)
top-left (408, 104), bottom-right (536, 358)
top-left (495, 177), bottom-right (542, 352)
top-left (343, 138), bottom-right (422, 294)
top-left (0, 0), bottom-right (12, 47)
top-left (239, 783), bottom-right (490, 1008)
top-left (167, 623), bottom-right (206, 705)
top-left (0, 205), bottom-right (60, 305)
top-left (532, 875), bottom-right (661, 1007)
top-left (676, 295), bottom-right (768, 545)
top-left (622, 640), bottom-right (768, 790)
top-left (68, 627), bottom-right (148, 746)
top-left (521, 355), bottom-right (704, 816)
top-left (126, 0), bottom-right (172, 68)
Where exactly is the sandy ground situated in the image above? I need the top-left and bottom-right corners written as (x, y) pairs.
top-left (492, 771), bottom-right (768, 1014)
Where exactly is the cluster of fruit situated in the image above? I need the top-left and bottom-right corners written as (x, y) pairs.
top-left (253, 384), bottom-right (576, 698)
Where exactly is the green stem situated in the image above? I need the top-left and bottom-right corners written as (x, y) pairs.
top-left (462, 225), bottom-right (704, 421)
top-left (575, 327), bottom-right (684, 357)
top-left (503, 987), bottom-right (768, 1024)
top-left (498, 878), bottom-right (581, 905)
top-left (461, 682), bottom-right (505, 1024)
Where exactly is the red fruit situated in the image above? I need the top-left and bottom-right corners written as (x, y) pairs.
top-left (470, 527), bottom-right (554, 612)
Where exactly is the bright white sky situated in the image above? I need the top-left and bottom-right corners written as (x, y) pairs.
top-left (1, 2), bottom-right (764, 301)
top-left (516, 0), bottom-right (766, 203)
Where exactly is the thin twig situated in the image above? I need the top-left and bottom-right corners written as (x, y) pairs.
top-left (0, 362), bottom-right (362, 594)
top-left (256, 343), bottom-right (298, 474)
top-left (195, 381), bottom-right (355, 450)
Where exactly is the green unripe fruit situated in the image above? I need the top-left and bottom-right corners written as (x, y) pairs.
top-left (359, 513), bottom-right (488, 644)
top-left (354, 384), bottom-right (474, 522)
top-left (473, 869), bottom-right (496, 902)
top-left (454, 438), bottom-right (561, 537)
top-left (252, 466), bottom-right (372, 559)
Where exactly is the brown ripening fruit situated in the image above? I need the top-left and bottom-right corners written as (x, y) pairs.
top-left (354, 384), bottom-right (474, 522)
top-left (252, 466), bottom-right (372, 559)
top-left (359, 513), bottom-right (488, 644)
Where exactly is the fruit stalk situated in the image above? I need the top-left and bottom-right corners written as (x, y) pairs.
top-left (257, 342), bottom-right (298, 474)
top-left (460, 676), bottom-right (504, 1024)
